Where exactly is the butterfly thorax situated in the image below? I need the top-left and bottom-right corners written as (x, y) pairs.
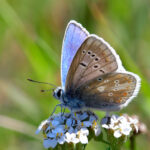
top-left (53, 87), bottom-right (85, 110)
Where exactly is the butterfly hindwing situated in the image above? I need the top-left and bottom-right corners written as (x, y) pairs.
top-left (75, 73), bottom-right (137, 111)
top-left (65, 35), bottom-right (118, 92)
top-left (61, 21), bottom-right (89, 89)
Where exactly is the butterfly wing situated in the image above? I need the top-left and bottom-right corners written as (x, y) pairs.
top-left (65, 35), bottom-right (123, 92)
top-left (61, 20), bottom-right (89, 89)
top-left (74, 72), bottom-right (140, 111)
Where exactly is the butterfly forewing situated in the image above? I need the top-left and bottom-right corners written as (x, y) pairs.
top-left (65, 35), bottom-right (118, 92)
top-left (61, 21), bottom-right (89, 89)
top-left (75, 73), bottom-right (137, 111)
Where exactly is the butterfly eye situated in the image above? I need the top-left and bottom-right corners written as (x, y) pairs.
top-left (56, 89), bottom-right (62, 98)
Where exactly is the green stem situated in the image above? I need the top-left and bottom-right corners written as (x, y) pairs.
top-left (106, 147), bottom-right (111, 150)
top-left (101, 139), bottom-right (110, 145)
top-left (130, 136), bottom-right (136, 150)
top-left (75, 143), bottom-right (87, 150)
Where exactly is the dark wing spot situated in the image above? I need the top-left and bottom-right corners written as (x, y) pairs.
top-left (91, 54), bottom-right (95, 57)
top-left (80, 62), bottom-right (87, 67)
top-left (82, 50), bottom-right (86, 54)
top-left (93, 65), bottom-right (98, 68)
top-left (95, 58), bottom-right (99, 61)
top-left (99, 69), bottom-right (105, 73)
top-left (98, 78), bottom-right (102, 81)
top-left (87, 51), bottom-right (91, 55)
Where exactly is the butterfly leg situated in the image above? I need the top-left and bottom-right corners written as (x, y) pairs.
top-left (106, 111), bottom-right (110, 117)
top-left (61, 107), bottom-right (66, 118)
top-left (50, 104), bottom-right (61, 116)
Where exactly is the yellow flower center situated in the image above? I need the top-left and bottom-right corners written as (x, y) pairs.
top-left (50, 122), bottom-right (53, 127)
top-left (81, 122), bottom-right (84, 127)
top-left (43, 133), bottom-right (47, 138)
top-left (119, 128), bottom-right (122, 132)
top-left (42, 124), bottom-right (48, 131)
top-left (77, 131), bottom-right (80, 138)
top-left (56, 133), bottom-right (59, 137)
top-left (74, 112), bottom-right (76, 117)
top-left (92, 120), bottom-right (97, 128)
top-left (65, 124), bottom-right (68, 130)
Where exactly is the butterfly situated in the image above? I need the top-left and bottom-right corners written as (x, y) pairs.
top-left (53, 20), bottom-right (141, 112)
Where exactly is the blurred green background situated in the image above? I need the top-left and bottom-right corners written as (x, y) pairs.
top-left (0, 0), bottom-right (150, 149)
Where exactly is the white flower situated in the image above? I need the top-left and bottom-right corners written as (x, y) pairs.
top-left (93, 124), bottom-right (101, 136)
top-left (110, 115), bottom-right (121, 129)
top-left (101, 114), bottom-right (139, 138)
top-left (128, 117), bottom-right (139, 133)
top-left (77, 128), bottom-right (89, 144)
top-left (35, 119), bottom-right (49, 134)
top-left (65, 132), bottom-right (79, 144)
top-left (102, 115), bottom-right (120, 130)
top-left (114, 123), bottom-right (132, 138)
top-left (102, 124), bottom-right (109, 129)
top-left (113, 130), bottom-right (122, 138)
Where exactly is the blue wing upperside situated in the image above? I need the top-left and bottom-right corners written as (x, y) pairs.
top-left (61, 20), bottom-right (89, 89)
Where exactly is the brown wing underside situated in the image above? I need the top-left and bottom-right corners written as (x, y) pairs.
top-left (65, 36), bottom-right (118, 93)
top-left (75, 73), bottom-right (137, 109)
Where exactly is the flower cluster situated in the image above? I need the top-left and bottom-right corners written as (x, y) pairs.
top-left (101, 114), bottom-right (139, 138)
top-left (36, 111), bottom-right (101, 149)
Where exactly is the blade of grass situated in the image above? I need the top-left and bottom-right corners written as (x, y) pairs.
top-left (0, 0), bottom-right (59, 80)
top-left (0, 80), bottom-right (40, 119)
top-left (0, 114), bottom-right (41, 140)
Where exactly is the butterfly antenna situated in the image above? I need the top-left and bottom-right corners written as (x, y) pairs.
top-left (41, 88), bottom-right (55, 93)
top-left (27, 78), bottom-right (57, 88)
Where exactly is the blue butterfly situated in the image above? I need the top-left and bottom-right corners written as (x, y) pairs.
top-left (53, 20), bottom-right (141, 112)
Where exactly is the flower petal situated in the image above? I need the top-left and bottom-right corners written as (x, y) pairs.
top-left (35, 120), bottom-right (49, 134)
top-left (114, 130), bottom-right (122, 138)
top-left (79, 135), bottom-right (88, 144)
top-left (43, 139), bottom-right (57, 148)
top-left (94, 126), bottom-right (101, 136)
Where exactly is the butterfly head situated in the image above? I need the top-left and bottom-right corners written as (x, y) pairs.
top-left (53, 87), bottom-right (64, 101)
